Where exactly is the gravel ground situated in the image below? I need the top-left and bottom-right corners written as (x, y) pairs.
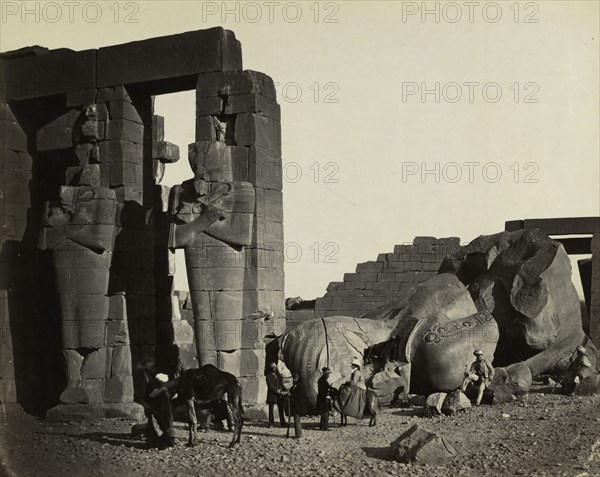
top-left (1, 385), bottom-right (599, 477)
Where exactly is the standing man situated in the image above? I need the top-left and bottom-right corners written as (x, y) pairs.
top-left (286, 374), bottom-right (304, 439)
top-left (462, 349), bottom-right (494, 405)
top-left (317, 367), bottom-right (333, 431)
top-left (266, 362), bottom-right (287, 428)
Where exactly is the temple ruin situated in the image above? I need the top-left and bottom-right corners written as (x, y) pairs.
top-left (0, 28), bottom-right (283, 418)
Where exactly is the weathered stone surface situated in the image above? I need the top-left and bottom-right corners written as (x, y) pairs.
top-left (104, 376), bottom-right (134, 403)
top-left (59, 379), bottom-right (103, 404)
top-left (36, 110), bottom-right (81, 150)
top-left (97, 28), bottom-right (241, 88)
top-left (390, 424), bottom-right (457, 464)
top-left (442, 390), bottom-right (471, 415)
top-left (153, 141), bottom-right (180, 164)
top-left (574, 375), bottom-right (600, 395)
top-left (239, 376), bottom-right (267, 404)
top-left (81, 348), bottom-right (109, 379)
top-left (441, 229), bottom-right (585, 376)
top-left (0, 119), bottom-right (28, 152)
top-left (490, 362), bottom-right (532, 404)
top-left (280, 316), bottom-right (391, 407)
top-left (153, 115), bottom-right (165, 142)
top-left (110, 346), bottom-right (132, 377)
top-left (2, 48), bottom-right (96, 101)
top-left (423, 392), bottom-right (447, 417)
top-left (95, 140), bottom-right (143, 164)
top-left (234, 113), bottom-right (280, 155)
top-left (63, 350), bottom-right (84, 384)
top-left (106, 119), bottom-right (144, 143)
top-left (46, 403), bottom-right (144, 421)
top-left (365, 274), bottom-right (497, 394)
top-left (196, 70), bottom-right (276, 102)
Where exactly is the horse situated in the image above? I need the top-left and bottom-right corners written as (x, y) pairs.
top-left (178, 364), bottom-right (244, 448)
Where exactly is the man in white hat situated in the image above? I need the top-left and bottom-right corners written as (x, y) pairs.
top-left (462, 349), bottom-right (494, 405)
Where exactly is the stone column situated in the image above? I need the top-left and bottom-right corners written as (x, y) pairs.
top-left (0, 101), bottom-right (34, 407)
top-left (35, 87), bottom-right (143, 419)
top-left (168, 70), bottom-right (284, 410)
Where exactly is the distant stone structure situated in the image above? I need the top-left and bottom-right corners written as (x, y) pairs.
top-left (313, 237), bottom-right (460, 318)
top-left (0, 28), bottom-right (284, 418)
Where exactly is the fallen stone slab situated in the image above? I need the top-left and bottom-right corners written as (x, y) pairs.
top-left (442, 390), bottom-right (471, 415)
top-left (390, 424), bottom-right (457, 464)
top-left (423, 392), bottom-right (446, 417)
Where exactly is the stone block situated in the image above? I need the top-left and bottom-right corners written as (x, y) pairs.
top-left (106, 119), bottom-right (144, 143)
top-left (224, 94), bottom-right (280, 120)
top-left (104, 376), bottom-right (134, 403)
top-left (108, 101), bottom-right (142, 123)
top-left (240, 349), bottom-right (266, 377)
top-left (239, 376), bottom-right (267, 404)
top-left (195, 115), bottom-right (217, 142)
top-left (111, 345), bottom-right (132, 377)
top-left (95, 140), bottom-right (143, 164)
top-left (153, 141), bottom-right (180, 163)
top-left (196, 96), bottom-right (223, 116)
top-left (97, 28), bottom-right (241, 87)
top-left (188, 267), bottom-right (246, 291)
top-left (217, 350), bottom-right (241, 375)
top-left (96, 86), bottom-right (133, 104)
top-left (188, 141), bottom-right (248, 182)
top-left (196, 70), bottom-right (276, 102)
top-left (67, 89), bottom-right (98, 108)
top-left (2, 48), bottom-right (96, 101)
top-left (59, 294), bottom-right (109, 323)
top-left (235, 113), bottom-right (280, 155)
top-left (81, 347), bottom-right (109, 379)
top-left (79, 164), bottom-right (101, 187)
top-left (59, 379), bottom-right (103, 404)
top-left (62, 320), bottom-right (106, 349)
top-left (63, 350), bottom-right (84, 383)
top-left (0, 120), bottom-right (28, 152)
top-left (113, 185), bottom-right (143, 204)
top-left (241, 319), bottom-right (266, 349)
top-left (153, 115), bottom-right (164, 142)
top-left (255, 188), bottom-right (283, 222)
top-left (37, 117), bottom-right (80, 150)
top-left (152, 160), bottom-right (165, 185)
top-left (106, 320), bottom-right (130, 347)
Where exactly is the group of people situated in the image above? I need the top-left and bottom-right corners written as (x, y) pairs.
top-left (459, 344), bottom-right (595, 405)
top-left (265, 357), bottom-right (366, 436)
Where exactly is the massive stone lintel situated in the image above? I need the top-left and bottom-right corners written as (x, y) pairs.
top-left (1, 27), bottom-right (242, 101)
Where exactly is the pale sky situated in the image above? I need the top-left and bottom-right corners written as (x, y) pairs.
top-left (2, 0), bottom-right (598, 299)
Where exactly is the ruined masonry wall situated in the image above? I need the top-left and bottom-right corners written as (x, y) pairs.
top-left (313, 237), bottom-right (461, 318)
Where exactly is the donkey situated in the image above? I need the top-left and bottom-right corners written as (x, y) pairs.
top-left (178, 364), bottom-right (244, 448)
top-left (334, 383), bottom-right (379, 427)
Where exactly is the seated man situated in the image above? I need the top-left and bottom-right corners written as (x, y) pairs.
top-left (462, 349), bottom-right (494, 405)
top-left (143, 372), bottom-right (178, 449)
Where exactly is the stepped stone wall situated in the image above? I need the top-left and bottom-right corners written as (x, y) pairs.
top-left (313, 237), bottom-right (461, 318)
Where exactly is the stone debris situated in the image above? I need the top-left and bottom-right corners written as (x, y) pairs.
top-left (390, 424), bottom-right (457, 464)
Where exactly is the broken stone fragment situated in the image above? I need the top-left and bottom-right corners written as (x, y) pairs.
top-left (441, 390), bottom-right (471, 415)
top-left (390, 424), bottom-right (457, 464)
top-left (423, 392), bottom-right (446, 417)
top-left (153, 141), bottom-right (180, 164)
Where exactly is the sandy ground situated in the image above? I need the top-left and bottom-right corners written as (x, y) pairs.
top-left (1, 385), bottom-right (599, 477)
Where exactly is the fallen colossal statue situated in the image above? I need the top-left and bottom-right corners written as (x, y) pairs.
top-left (278, 229), bottom-right (599, 406)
